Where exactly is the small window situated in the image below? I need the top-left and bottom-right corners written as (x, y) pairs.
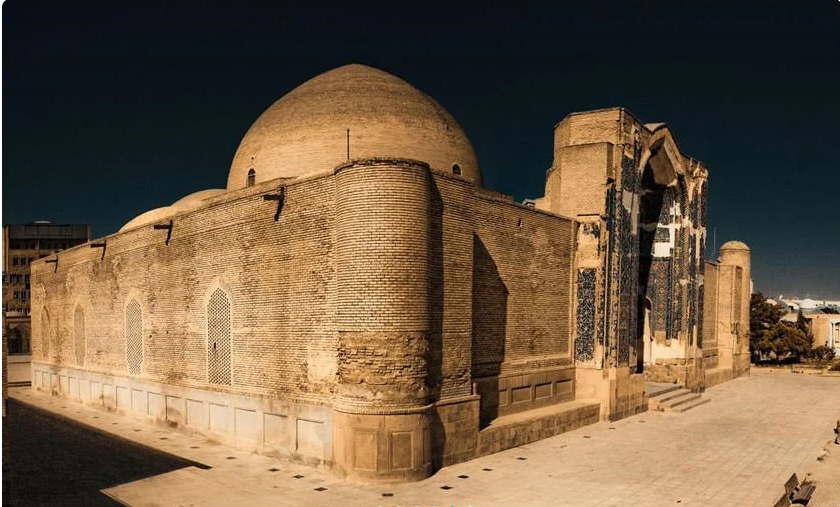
top-left (247, 168), bottom-right (256, 187)
top-left (452, 164), bottom-right (462, 176)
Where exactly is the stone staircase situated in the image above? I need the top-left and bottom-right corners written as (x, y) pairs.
top-left (647, 383), bottom-right (711, 413)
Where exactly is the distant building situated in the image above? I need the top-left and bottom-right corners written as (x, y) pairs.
top-left (778, 296), bottom-right (840, 314)
top-left (2, 222), bottom-right (89, 384)
top-left (808, 313), bottom-right (840, 354)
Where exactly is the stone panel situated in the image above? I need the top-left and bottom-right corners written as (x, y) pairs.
top-left (186, 399), bottom-right (205, 428)
top-left (148, 392), bottom-right (163, 418)
top-left (166, 395), bottom-right (182, 424)
top-left (391, 432), bottom-right (413, 471)
top-left (353, 430), bottom-right (377, 471)
top-left (209, 403), bottom-right (228, 432)
top-left (131, 389), bottom-right (145, 413)
top-left (263, 413), bottom-right (288, 448)
top-left (296, 419), bottom-right (324, 459)
top-left (116, 386), bottom-right (130, 411)
top-left (235, 408), bottom-right (258, 442)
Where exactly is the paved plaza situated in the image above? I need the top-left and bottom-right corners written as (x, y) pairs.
top-left (6, 370), bottom-right (840, 506)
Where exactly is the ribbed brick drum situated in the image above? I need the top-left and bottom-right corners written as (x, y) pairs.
top-left (332, 158), bottom-right (434, 482)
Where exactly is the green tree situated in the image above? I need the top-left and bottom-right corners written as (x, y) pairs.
top-left (795, 309), bottom-right (809, 334)
top-left (750, 293), bottom-right (811, 363)
top-left (749, 292), bottom-right (783, 341)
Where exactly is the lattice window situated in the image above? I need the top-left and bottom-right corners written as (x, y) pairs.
top-left (74, 306), bottom-right (86, 367)
top-left (125, 299), bottom-right (143, 375)
top-left (41, 309), bottom-right (51, 361)
top-left (207, 288), bottom-right (231, 385)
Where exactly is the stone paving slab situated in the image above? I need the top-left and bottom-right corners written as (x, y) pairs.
top-left (10, 371), bottom-right (840, 507)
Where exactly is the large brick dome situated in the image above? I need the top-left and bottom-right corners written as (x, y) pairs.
top-left (226, 64), bottom-right (481, 189)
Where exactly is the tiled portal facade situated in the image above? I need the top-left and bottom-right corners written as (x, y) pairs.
top-left (29, 65), bottom-right (750, 483)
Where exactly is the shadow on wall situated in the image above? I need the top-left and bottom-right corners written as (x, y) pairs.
top-left (471, 233), bottom-right (508, 429)
top-left (638, 162), bottom-right (670, 367)
top-left (427, 178), bottom-right (445, 470)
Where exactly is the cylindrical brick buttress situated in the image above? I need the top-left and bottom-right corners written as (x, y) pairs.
top-left (332, 158), bottom-right (434, 482)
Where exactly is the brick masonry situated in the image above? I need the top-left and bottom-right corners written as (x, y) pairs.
top-left (28, 68), bottom-right (749, 482)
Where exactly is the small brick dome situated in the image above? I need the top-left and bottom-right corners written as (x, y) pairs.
top-left (121, 189), bottom-right (225, 232)
top-left (119, 207), bottom-right (173, 232)
top-left (226, 64), bottom-right (481, 189)
top-left (720, 240), bottom-right (750, 251)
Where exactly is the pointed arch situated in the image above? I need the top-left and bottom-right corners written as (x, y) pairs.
top-left (74, 304), bottom-right (86, 367)
top-left (125, 298), bottom-right (143, 375)
top-left (39, 307), bottom-right (51, 361)
top-left (206, 286), bottom-right (232, 385)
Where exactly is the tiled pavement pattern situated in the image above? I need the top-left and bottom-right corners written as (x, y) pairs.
top-left (10, 370), bottom-right (840, 507)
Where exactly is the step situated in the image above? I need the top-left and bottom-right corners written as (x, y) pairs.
top-left (646, 384), bottom-right (683, 399)
top-left (668, 396), bottom-right (711, 413)
top-left (659, 392), bottom-right (701, 410)
top-left (477, 399), bottom-right (600, 457)
top-left (655, 388), bottom-right (692, 403)
top-left (648, 388), bottom-right (691, 411)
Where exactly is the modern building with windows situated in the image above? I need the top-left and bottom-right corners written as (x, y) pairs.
top-left (3, 222), bottom-right (90, 384)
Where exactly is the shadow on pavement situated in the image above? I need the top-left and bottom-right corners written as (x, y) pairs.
top-left (3, 398), bottom-right (207, 507)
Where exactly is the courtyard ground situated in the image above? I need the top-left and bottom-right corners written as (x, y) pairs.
top-left (5, 370), bottom-right (839, 507)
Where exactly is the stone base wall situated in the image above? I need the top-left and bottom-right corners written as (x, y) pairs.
top-left (331, 395), bottom-right (480, 483)
top-left (644, 357), bottom-right (704, 390)
top-left (473, 366), bottom-right (574, 426)
top-left (476, 400), bottom-right (599, 456)
top-left (704, 367), bottom-right (733, 389)
top-left (608, 368), bottom-right (648, 421)
top-left (32, 362), bottom-right (335, 467)
top-left (435, 395), bottom-right (480, 467)
top-left (574, 367), bottom-right (647, 422)
top-left (733, 352), bottom-right (751, 378)
top-left (705, 354), bottom-right (750, 389)
top-left (32, 362), bottom-right (486, 483)
top-left (332, 410), bottom-right (432, 483)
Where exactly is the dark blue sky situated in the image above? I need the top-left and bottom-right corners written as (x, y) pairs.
top-left (4, 1), bottom-right (839, 298)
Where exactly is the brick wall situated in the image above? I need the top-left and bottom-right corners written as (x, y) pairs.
top-left (31, 174), bottom-right (337, 402)
top-left (472, 197), bottom-right (574, 374)
top-left (30, 158), bottom-right (580, 474)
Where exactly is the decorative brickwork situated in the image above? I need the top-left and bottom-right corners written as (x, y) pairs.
top-left (207, 288), bottom-right (231, 385)
top-left (575, 269), bottom-right (596, 361)
top-left (125, 300), bottom-right (143, 375)
top-left (74, 305), bottom-right (85, 367)
top-left (40, 308), bottom-right (50, 362)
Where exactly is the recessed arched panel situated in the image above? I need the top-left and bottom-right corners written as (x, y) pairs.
top-left (125, 299), bottom-right (143, 375)
top-left (207, 288), bottom-right (232, 385)
top-left (74, 305), bottom-right (86, 367)
top-left (40, 308), bottom-right (51, 361)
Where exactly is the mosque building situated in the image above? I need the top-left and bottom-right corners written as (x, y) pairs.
top-left (29, 64), bottom-right (750, 482)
